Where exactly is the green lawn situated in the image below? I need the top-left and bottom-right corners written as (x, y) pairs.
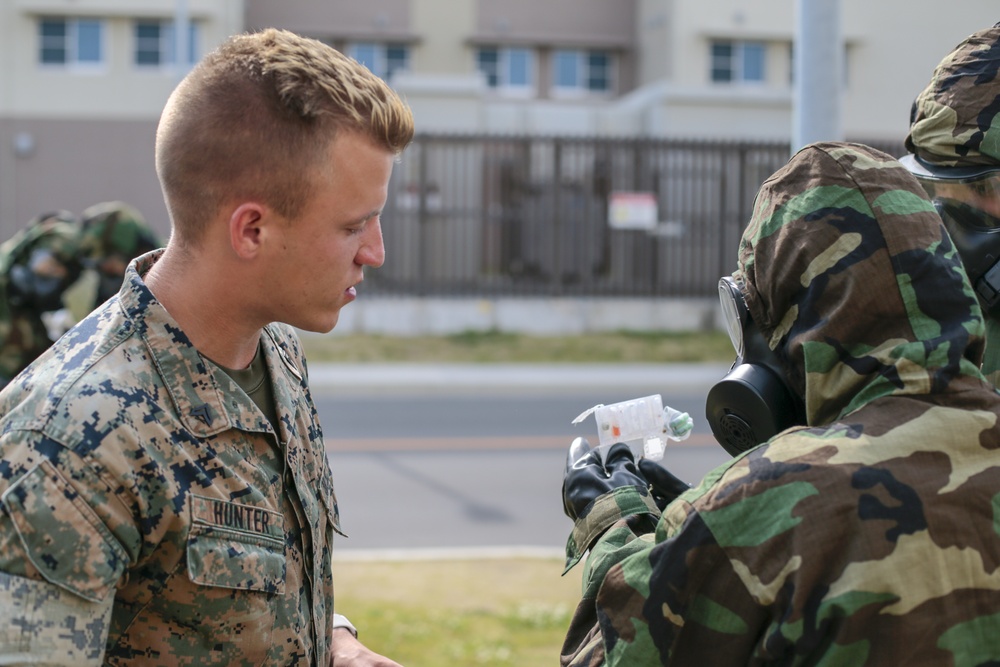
top-left (333, 557), bottom-right (583, 667)
top-left (302, 329), bottom-right (732, 364)
top-left (322, 330), bottom-right (731, 665)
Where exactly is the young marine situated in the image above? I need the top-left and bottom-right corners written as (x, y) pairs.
top-left (0, 29), bottom-right (413, 666)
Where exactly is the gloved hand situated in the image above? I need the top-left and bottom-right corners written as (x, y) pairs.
top-left (637, 458), bottom-right (691, 510)
top-left (562, 437), bottom-right (648, 520)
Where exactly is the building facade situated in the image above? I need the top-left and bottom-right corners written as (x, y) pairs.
top-left (0, 0), bottom-right (996, 241)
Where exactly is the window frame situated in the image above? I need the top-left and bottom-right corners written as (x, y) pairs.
top-left (133, 19), bottom-right (199, 69)
top-left (476, 46), bottom-right (536, 97)
top-left (347, 41), bottom-right (410, 81)
top-left (551, 48), bottom-right (613, 97)
top-left (38, 17), bottom-right (106, 70)
top-left (710, 39), bottom-right (767, 85)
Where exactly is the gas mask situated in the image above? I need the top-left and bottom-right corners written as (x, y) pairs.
top-left (706, 276), bottom-right (807, 457)
top-left (7, 249), bottom-right (76, 313)
top-left (899, 154), bottom-right (1000, 316)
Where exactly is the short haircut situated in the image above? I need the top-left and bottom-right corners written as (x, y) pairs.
top-left (155, 28), bottom-right (415, 243)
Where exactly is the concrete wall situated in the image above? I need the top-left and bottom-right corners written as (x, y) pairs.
top-left (245, 0), bottom-right (413, 40)
top-left (0, 0), bottom-right (242, 237)
top-left (331, 297), bottom-right (720, 336)
top-left (0, 117), bottom-right (171, 242)
top-left (2, 0), bottom-right (999, 236)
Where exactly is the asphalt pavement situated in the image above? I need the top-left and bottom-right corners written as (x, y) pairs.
top-left (311, 361), bottom-right (732, 561)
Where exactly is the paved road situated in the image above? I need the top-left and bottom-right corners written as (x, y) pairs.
top-left (310, 363), bottom-right (734, 557)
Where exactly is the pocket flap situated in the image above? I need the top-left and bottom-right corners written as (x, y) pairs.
top-left (0, 460), bottom-right (127, 603)
top-left (187, 495), bottom-right (285, 594)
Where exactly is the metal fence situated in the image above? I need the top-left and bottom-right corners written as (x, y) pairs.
top-left (371, 134), bottom-right (907, 299)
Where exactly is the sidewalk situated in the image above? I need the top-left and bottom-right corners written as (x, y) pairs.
top-left (306, 361), bottom-right (729, 392)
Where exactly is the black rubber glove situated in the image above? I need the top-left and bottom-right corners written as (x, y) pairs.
top-left (562, 437), bottom-right (647, 520)
top-left (637, 458), bottom-right (691, 511)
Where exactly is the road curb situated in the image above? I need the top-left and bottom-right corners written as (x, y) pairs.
top-left (332, 545), bottom-right (566, 562)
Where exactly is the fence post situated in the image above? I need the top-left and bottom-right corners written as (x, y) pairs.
top-left (552, 138), bottom-right (563, 295)
top-left (417, 141), bottom-right (429, 294)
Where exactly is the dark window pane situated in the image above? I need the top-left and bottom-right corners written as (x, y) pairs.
top-left (40, 20), bottom-right (66, 38)
top-left (41, 47), bottom-right (66, 64)
top-left (477, 48), bottom-right (499, 87)
top-left (587, 51), bottom-right (609, 91)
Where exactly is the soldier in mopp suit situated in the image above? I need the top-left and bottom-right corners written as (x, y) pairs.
top-left (0, 210), bottom-right (82, 388)
top-left (0, 29), bottom-right (413, 666)
top-left (0, 204), bottom-right (161, 390)
top-left (78, 200), bottom-right (162, 310)
top-left (560, 142), bottom-right (1000, 665)
top-left (901, 22), bottom-right (1000, 388)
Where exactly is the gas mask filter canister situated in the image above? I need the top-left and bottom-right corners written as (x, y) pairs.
top-left (706, 276), bottom-right (806, 457)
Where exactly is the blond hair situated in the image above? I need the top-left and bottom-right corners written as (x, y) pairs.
top-left (155, 28), bottom-right (414, 242)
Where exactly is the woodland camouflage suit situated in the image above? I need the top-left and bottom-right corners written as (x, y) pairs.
top-left (0, 211), bottom-right (81, 387)
top-left (561, 142), bottom-right (1000, 666)
top-left (906, 21), bottom-right (1000, 386)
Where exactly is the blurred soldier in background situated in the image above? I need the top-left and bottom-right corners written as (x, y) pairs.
top-left (78, 200), bottom-right (163, 309)
top-left (901, 21), bottom-right (1000, 386)
top-left (0, 202), bottom-right (162, 389)
top-left (0, 210), bottom-right (82, 388)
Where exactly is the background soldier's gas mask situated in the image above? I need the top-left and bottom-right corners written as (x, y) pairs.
top-left (7, 248), bottom-right (78, 313)
top-left (900, 154), bottom-right (1000, 316)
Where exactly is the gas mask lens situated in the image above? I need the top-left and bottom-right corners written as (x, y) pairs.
top-left (900, 155), bottom-right (1000, 229)
top-left (919, 172), bottom-right (1000, 229)
top-left (718, 276), bottom-right (747, 357)
top-left (900, 154), bottom-right (1000, 315)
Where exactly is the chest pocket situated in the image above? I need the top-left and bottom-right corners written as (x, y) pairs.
top-left (187, 495), bottom-right (286, 593)
top-left (151, 496), bottom-right (289, 665)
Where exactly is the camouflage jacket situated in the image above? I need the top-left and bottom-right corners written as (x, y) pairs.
top-left (562, 143), bottom-right (1000, 666)
top-left (903, 22), bottom-right (1000, 389)
top-left (0, 251), bottom-right (344, 665)
top-left (0, 215), bottom-right (82, 386)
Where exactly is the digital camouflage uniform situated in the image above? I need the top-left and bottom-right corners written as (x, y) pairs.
top-left (906, 21), bottom-right (1000, 387)
top-left (0, 211), bottom-right (81, 387)
top-left (0, 250), bottom-right (346, 665)
top-left (561, 143), bottom-right (1000, 666)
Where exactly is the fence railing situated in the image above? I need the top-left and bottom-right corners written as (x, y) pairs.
top-left (370, 135), bottom-right (906, 299)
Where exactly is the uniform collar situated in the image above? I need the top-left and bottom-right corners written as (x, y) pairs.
top-left (121, 250), bottom-right (307, 439)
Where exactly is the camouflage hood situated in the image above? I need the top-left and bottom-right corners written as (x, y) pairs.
top-left (79, 201), bottom-right (161, 262)
top-left (905, 22), bottom-right (1000, 168)
top-left (735, 142), bottom-right (986, 427)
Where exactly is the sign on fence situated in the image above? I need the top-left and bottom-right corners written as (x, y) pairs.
top-left (608, 191), bottom-right (658, 230)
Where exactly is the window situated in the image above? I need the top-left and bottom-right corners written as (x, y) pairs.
top-left (39, 18), bottom-right (104, 67)
top-left (711, 40), bottom-right (766, 84)
top-left (552, 49), bottom-right (612, 94)
top-left (134, 21), bottom-right (198, 67)
top-left (476, 47), bottom-right (535, 94)
top-left (348, 42), bottom-right (409, 81)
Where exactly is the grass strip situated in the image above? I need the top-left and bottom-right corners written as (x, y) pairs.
top-left (302, 330), bottom-right (732, 364)
top-left (333, 557), bottom-right (583, 666)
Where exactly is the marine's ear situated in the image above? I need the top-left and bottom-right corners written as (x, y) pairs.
top-left (227, 202), bottom-right (269, 260)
